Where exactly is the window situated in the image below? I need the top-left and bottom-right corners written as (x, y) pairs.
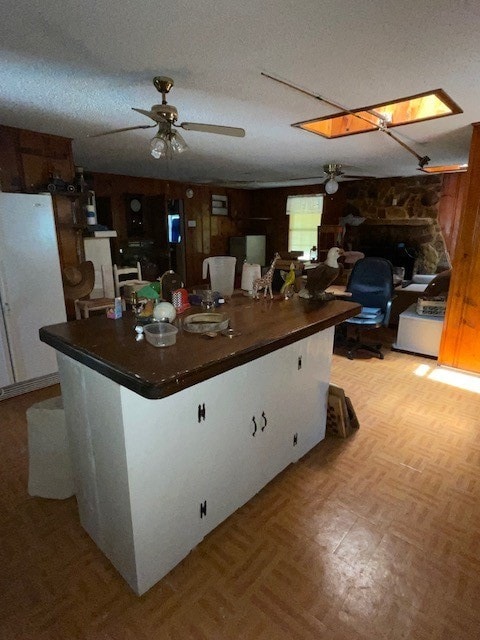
top-left (287, 194), bottom-right (323, 259)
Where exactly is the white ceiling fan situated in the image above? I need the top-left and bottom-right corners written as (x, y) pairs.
top-left (87, 76), bottom-right (246, 158)
top-left (212, 163), bottom-right (375, 191)
top-left (320, 163), bottom-right (376, 194)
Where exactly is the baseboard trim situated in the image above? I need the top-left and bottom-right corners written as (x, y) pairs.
top-left (0, 373), bottom-right (60, 401)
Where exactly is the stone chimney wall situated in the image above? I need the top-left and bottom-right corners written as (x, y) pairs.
top-left (343, 175), bottom-right (450, 273)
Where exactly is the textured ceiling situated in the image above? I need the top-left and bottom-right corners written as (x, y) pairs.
top-left (1, 0), bottom-right (479, 188)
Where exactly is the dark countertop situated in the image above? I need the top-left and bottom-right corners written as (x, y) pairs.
top-left (40, 294), bottom-right (361, 399)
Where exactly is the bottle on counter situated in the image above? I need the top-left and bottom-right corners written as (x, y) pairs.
top-left (85, 191), bottom-right (97, 226)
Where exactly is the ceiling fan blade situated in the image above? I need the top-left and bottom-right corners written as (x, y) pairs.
top-left (87, 123), bottom-right (157, 138)
top-left (131, 107), bottom-right (170, 124)
top-left (342, 174), bottom-right (377, 180)
top-left (179, 122), bottom-right (245, 137)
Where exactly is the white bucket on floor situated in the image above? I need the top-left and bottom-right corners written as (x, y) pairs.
top-left (27, 396), bottom-right (74, 499)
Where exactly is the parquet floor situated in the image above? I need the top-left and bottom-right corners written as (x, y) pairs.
top-left (1, 336), bottom-right (480, 639)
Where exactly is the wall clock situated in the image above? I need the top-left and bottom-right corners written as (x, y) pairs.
top-left (128, 196), bottom-right (142, 213)
top-left (125, 195), bottom-right (145, 237)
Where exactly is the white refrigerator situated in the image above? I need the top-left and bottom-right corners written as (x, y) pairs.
top-left (0, 193), bottom-right (67, 399)
top-left (229, 235), bottom-right (266, 273)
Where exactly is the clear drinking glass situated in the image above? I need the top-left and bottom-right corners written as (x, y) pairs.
top-left (201, 290), bottom-right (215, 311)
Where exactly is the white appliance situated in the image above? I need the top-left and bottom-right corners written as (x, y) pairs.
top-left (84, 235), bottom-right (117, 298)
top-left (0, 193), bottom-right (67, 400)
top-left (229, 235), bottom-right (266, 272)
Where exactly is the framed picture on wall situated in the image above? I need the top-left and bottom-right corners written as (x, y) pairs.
top-left (211, 194), bottom-right (228, 216)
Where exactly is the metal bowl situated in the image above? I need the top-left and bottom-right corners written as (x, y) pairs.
top-left (183, 312), bottom-right (229, 334)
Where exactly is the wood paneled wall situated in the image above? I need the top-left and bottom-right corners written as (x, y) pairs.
top-left (439, 123), bottom-right (480, 373)
top-left (251, 184), bottom-right (347, 259)
top-left (437, 172), bottom-right (467, 257)
top-left (0, 125), bottom-right (74, 193)
top-left (92, 173), bottom-right (254, 286)
top-left (0, 124), bottom-right (469, 335)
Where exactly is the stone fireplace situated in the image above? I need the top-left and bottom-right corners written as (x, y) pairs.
top-left (343, 175), bottom-right (450, 276)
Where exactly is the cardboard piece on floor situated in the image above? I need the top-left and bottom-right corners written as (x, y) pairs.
top-left (326, 384), bottom-right (360, 437)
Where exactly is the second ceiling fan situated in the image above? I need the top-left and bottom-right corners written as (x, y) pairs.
top-left (320, 163), bottom-right (376, 194)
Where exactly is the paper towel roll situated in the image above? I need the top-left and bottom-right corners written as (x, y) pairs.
top-left (241, 263), bottom-right (261, 295)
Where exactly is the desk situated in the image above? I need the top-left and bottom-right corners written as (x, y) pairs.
top-left (393, 303), bottom-right (444, 357)
top-left (390, 283), bottom-right (428, 325)
top-left (40, 296), bottom-right (359, 595)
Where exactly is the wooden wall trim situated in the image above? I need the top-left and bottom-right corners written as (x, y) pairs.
top-left (438, 123), bottom-right (480, 373)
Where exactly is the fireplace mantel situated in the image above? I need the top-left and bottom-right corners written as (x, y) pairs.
top-left (363, 218), bottom-right (434, 226)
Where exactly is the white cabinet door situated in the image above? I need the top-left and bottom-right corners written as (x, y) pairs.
top-left (286, 328), bottom-right (333, 461)
top-left (121, 384), bottom-right (209, 594)
top-left (189, 370), bottom-right (253, 534)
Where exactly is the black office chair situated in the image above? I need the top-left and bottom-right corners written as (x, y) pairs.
top-left (341, 257), bottom-right (394, 360)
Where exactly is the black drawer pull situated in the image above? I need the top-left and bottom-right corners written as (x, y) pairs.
top-left (261, 411), bottom-right (267, 431)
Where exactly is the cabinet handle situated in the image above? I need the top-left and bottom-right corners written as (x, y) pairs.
top-left (251, 416), bottom-right (257, 437)
top-left (261, 411), bottom-right (267, 431)
top-left (198, 403), bottom-right (206, 422)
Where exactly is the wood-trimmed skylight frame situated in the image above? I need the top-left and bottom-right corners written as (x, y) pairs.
top-left (419, 163), bottom-right (468, 174)
top-left (293, 89), bottom-right (462, 139)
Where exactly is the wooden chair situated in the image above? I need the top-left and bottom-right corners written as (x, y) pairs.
top-left (113, 262), bottom-right (144, 297)
top-left (74, 266), bottom-right (115, 319)
top-left (317, 225), bottom-right (345, 262)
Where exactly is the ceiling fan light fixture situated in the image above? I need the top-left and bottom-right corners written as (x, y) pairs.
top-left (169, 130), bottom-right (188, 154)
top-left (324, 177), bottom-right (339, 195)
top-left (150, 128), bottom-right (188, 159)
top-left (150, 133), bottom-right (168, 159)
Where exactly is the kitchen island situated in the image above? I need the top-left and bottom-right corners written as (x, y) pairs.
top-left (40, 295), bottom-right (360, 595)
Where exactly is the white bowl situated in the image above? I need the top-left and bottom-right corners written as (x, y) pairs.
top-left (144, 322), bottom-right (178, 347)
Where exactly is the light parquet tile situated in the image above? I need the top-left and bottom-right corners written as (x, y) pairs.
top-left (2, 339), bottom-right (480, 638)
